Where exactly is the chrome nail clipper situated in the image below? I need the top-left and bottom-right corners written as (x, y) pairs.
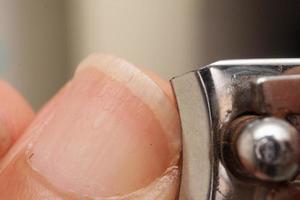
top-left (171, 59), bottom-right (300, 200)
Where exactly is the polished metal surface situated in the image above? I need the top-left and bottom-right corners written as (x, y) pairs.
top-left (172, 59), bottom-right (300, 200)
top-left (211, 59), bottom-right (300, 66)
top-left (236, 117), bottom-right (300, 182)
top-left (253, 75), bottom-right (300, 115)
top-left (171, 72), bottom-right (212, 200)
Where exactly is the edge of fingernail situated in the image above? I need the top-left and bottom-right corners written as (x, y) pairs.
top-left (75, 54), bottom-right (181, 164)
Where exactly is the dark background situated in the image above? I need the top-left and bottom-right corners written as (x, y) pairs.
top-left (203, 0), bottom-right (300, 63)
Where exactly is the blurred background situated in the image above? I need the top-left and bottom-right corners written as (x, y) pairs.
top-left (0, 0), bottom-right (300, 109)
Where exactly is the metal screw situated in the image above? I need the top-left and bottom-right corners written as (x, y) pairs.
top-left (236, 117), bottom-right (300, 182)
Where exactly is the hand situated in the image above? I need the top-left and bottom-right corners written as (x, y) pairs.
top-left (0, 54), bottom-right (181, 199)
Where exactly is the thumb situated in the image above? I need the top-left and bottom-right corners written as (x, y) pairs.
top-left (0, 54), bottom-right (181, 200)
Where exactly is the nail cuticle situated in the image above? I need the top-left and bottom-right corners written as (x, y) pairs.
top-left (27, 153), bottom-right (180, 200)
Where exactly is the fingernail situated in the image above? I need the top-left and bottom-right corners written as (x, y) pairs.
top-left (28, 54), bottom-right (181, 197)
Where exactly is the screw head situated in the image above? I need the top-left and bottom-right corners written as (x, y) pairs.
top-left (236, 117), bottom-right (300, 182)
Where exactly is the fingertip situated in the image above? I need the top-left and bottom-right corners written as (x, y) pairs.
top-left (0, 54), bottom-right (181, 200)
top-left (0, 80), bottom-right (34, 156)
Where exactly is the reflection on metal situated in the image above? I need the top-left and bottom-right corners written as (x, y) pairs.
top-left (253, 75), bottom-right (300, 115)
top-left (235, 117), bottom-right (300, 182)
top-left (171, 60), bottom-right (300, 200)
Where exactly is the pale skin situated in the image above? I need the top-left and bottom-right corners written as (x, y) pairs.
top-left (0, 54), bottom-right (296, 200)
